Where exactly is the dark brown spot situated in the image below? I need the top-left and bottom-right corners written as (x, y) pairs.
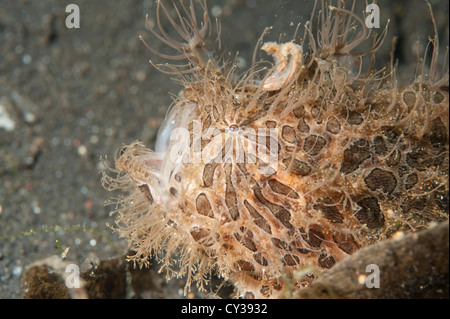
top-left (240, 110), bottom-right (267, 126)
top-left (326, 116), bottom-right (340, 134)
top-left (273, 280), bottom-right (283, 291)
top-left (265, 120), bottom-right (277, 128)
top-left (296, 248), bottom-right (310, 254)
top-left (311, 105), bottom-right (321, 118)
top-left (273, 207), bottom-right (293, 229)
top-left (405, 173), bottom-right (418, 190)
top-left (260, 285), bottom-right (271, 298)
top-left (293, 105), bottom-right (305, 118)
top-left (341, 139), bottom-right (371, 174)
top-left (426, 117), bottom-right (447, 148)
top-left (243, 291), bottom-right (255, 299)
top-left (315, 198), bottom-right (344, 223)
top-left (373, 136), bottom-right (388, 155)
top-left (303, 135), bottom-right (326, 156)
top-left (169, 187), bottom-right (178, 197)
top-left (254, 133), bottom-right (280, 155)
top-left (268, 179), bottom-right (299, 199)
top-left (434, 152), bottom-right (446, 167)
top-left (196, 193), bottom-right (214, 218)
top-left (236, 162), bottom-right (248, 175)
top-left (235, 260), bottom-right (255, 272)
top-left (346, 110), bottom-right (363, 125)
top-left (282, 125), bottom-right (296, 143)
top-left (252, 183), bottom-right (293, 229)
top-left (386, 150), bottom-right (401, 168)
top-left (253, 252), bottom-right (268, 266)
top-left (308, 59), bottom-right (319, 78)
top-left (190, 227), bottom-right (213, 247)
top-left (271, 238), bottom-right (291, 251)
top-left (401, 196), bottom-right (427, 213)
top-left (297, 118), bottom-right (310, 133)
top-left (296, 274), bottom-right (316, 289)
top-left (174, 173), bottom-right (182, 182)
top-left (202, 161), bottom-right (218, 187)
top-left (282, 254), bottom-right (300, 266)
top-left (212, 105), bottom-right (220, 121)
top-left (225, 164), bottom-right (239, 220)
top-left (406, 149), bottom-right (431, 171)
top-left (138, 184), bottom-right (154, 204)
top-left (355, 197), bottom-right (384, 229)
top-left (203, 114), bottom-right (211, 129)
top-left (318, 254), bottom-right (336, 269)
top-left (290, 234), bottom-right (310, 254)
top-left (433, 92), bottom-right (445, 104)
top-left (234, 229), bottom-right (257, 252)
top-left (311, 105), bottom-right (323, 123)
top-left (381, 126), bottom-right (401, 144)
top-left (282, 157), bottom-right (312, 176)
top-left (365, 168), bottom-right (397, 194)
top-left (402, 91), bottom-right (416, 108)
top-left (302, 228), bottom-right (324, 248)
top-left (333, 233), bottom-right (359, 254)
top-left (244, 200), bottom-right (272, 234)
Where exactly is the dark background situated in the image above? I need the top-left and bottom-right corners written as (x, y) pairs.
top-left (0, 0), bottom-right (448, 298)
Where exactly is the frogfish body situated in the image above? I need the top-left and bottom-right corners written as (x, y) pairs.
top-left (103, 0), bottom-right (449, 298)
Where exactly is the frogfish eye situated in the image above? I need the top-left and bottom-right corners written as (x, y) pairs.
top-left (229, 124), bottom-right (239, 132)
